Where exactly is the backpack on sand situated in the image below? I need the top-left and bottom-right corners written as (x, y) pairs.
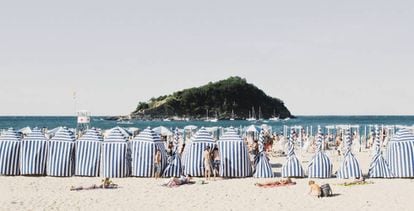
top-left (320, 184), bottom-right (332, 197)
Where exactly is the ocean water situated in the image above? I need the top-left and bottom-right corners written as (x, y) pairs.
top-left (1, 116), bottom-right (414, 133)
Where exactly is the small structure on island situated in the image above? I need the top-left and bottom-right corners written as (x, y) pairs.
top-left (20, 128), bottom-right (48, 175)
top-left (337, 128), bottom-right (362, 179)
top-left (281, 128), bottom-right (304, 178)
top-left (47, 127), bottom-right (76, 177)
top-left (217, 127), bottom-right (252, 178)
top-left (308, 126), bottom-right (332, 178)
top-left (102, 127), bottom-right (131, 178)
top-left (183, 127), bottom-right (216, 177)
top-left (253, 128), bottom-right (273, 178)
top-left (130, 127), bottom-right (167, 177)
top-left (0, 128), bottom-right (21, 175)
top-left (386, 128), bottom-right (414, 178)
top-left (368, 126), bottom-right (393, 178)
top-left (75, 128), bottom-right (103, 177)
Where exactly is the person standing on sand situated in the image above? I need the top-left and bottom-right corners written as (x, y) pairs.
top-left (212, 147), bottom-right (220, 179)
top-left (154, 148), bottom-right (161, 179)
top-left (203, 146), bottom-right (212, 180)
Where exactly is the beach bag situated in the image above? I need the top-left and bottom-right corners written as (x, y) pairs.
top-left (320, 184), bottom-right (332, 197)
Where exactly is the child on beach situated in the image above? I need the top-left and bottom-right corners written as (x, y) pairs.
top-left (308, 180), bottom-right (322, 197)
top-left (212, 147), bottom-right (220, 179)
top-left (154, 148), bottom-right (161, 179)
top-left (203, 146), bottom-right (212, 180)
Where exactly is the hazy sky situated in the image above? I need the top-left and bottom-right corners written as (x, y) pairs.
top-left (1, 1), bottom-right (413, 116)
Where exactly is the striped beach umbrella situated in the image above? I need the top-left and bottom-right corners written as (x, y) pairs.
top-left (46, 127), bottom-right (76, 177)
top-left (20, 128), bottom-right (48, 175)
top-left (183, 127), bottom-right (216, 177)
top-left (75, 129), bottom-right (103, 177)
top-left (217, 127), bottom-right (252, 178)
top-left (281, 128), bottom-right (304, 178)
top-left (337, 128), bottom-right (362, 179)
top-left (386, 128), bottom-right (414, 178)
top-left (308, 126), bottom-right (332, 178)
top-left (163, 128), bottom-right (183, 177)
top-left (131, 127), bottom-right (167, 177)
top-left (368, 127), bottom-right (393, 178)
top-left (0, 128), bottom-right (21, 175)
top-left (253, 128), bottom-right (273, 178)
top-left (102, 127), bottom-right (131, 178)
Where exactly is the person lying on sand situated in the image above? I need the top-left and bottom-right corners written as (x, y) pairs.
top-left (164, 175), bottom-right (193, 188)
top-left (308, 180), bottom-right (321, 197)
top-left (254, 178), bottom-right (296, 188)
top-left (70, 178), bottom-right (118, 191)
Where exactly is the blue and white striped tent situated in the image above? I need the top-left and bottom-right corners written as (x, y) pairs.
top-left (217, 127), bottom-right (252, 178)
top-left (281, 128), bottom-right (304, 178)
top-left (386, 128), bottom-right (414, 178)
top-left (183, 127), bottom-right (216, 177)
top-left (253, 128), bottom-right (273, 178)
top-left (308, 126), bottom-right (332, 178)
top-left (368, 127), bottom-right (393, 178)
top-left (131, 127), bottom-right (167, 177)
top-left (0, 128), bottom-right (21, 175)
top-left (102, 127), bottom-right (131, 178)
top-left (20, 128), bottom-right (48, 175)
top-left (163, 128), bottom-right (183, 177)
top-left (337, 129), bottom-right (362, 179)
top-left (46, 128), bottom-right (76, 177)
top-left (75, 129), bottom-right (103, 177)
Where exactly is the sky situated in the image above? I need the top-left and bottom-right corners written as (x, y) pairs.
top-left (1, 0), bottom-right (413, 116)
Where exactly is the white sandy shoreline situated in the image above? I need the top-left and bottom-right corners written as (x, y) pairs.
top-left (1, 150), bottom-right (414, 211)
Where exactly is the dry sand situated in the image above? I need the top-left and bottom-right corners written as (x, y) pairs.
top-left (1, 149), bottom-right (413, 211)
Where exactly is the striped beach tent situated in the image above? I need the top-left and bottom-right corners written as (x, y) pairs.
top-left (75, 129), bottom-right (103, 177)
top-left (386, 128), bottom-right (414, 178)
top-left (20, 128), bottom-right (48, 175)
top-left (308, 126), bottom-right (332, 178)
top-left (183, 127), bottom-right (216, 177)
top-left (46, 128), bottom-right (76, 177)
top-left (0, 128), bottom-right (21, 175)
top-left (281, 128), bottom-right (304, 178)
top-left (217, 127), bottom-right (252, 178)
top-left (253, 128), bottom-right (273, 178)
top-left (131, 127), bottom-right (167, 177)
top-left (368, 127), bottom-right (393, 178)
top-left (337, 129), bottom-right (362, 179)
top-left (102, 127), bottom-right (131, 178)
top-left (163, 128), bottom-right (183, 177)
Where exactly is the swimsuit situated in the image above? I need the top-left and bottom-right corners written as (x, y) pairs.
top-left (213, 160), bottom-right (220, 170)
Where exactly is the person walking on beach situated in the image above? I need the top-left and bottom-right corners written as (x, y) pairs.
top-left (203, 146), bottom-right (212, 180)
top-left (212, 147), bottom-right (220, 180)
top-left (154, 148), bottom-right (162, 179)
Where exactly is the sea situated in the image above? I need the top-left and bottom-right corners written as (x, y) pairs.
top-left (1, 116), bottom-right (414, 134)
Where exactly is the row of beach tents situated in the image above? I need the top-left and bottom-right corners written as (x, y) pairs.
top-left (0, 125), bottom-right (413, 178)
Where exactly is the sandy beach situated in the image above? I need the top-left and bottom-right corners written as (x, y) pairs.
top-left (1, 149), bottom-right (413, 211)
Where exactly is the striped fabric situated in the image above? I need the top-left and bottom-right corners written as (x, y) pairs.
top-left (163, 154), bottom-right (182, 177)
top-left (281, 128), bottom-right (304, 178)
top-left (0, 128), bottom-right (21, 175)
top-left (253, 152), bottom-right (273, 178)
top-left (308, 126), bottom-right (332, 178)
top-left (369, 127), bottom-right (393, 178)
top-left (102, 128), bottom-right (131, 178)
top-left (75, 129), bottom-right (103, 177)
top-left (20, 129), bottom-right (48, 175)
top-left (46, 128), bottom-right (76, 177)
top-left (163, 128), bottom-right (183, 177)
top-left (337, 129), bottom-right (362, 179)
top-left (183, 128), bottom-right (216, 177)
top-left (386, 128), bottom-right (414, 178)
top-left (217, 128), bottom-right (252, 178)
top-left (131, 128), bottom-right (167, 177)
